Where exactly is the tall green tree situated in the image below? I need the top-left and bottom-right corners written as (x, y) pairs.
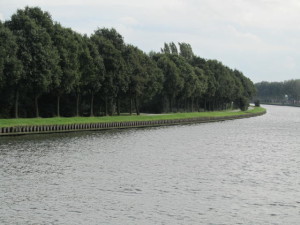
top-left (0, 22), bottom-right (23, 118)
top-left (193, 67), bottom-right (208, 111)
top-left (93, 28), bottom-right (128, 115)
top-left (91, 30), bottom-right (128, 115)
top-left (6, 7), bottom-right (60, 117)
top-left (169, 42), bottom-right (178, 55)
top-left (21, 6), bottom-right (54, 34)
top-left (51, 23), bottom-right (80, 116)
top-left (94, 28), bottom-right (124, 51)
top-left (124, 45), bottom-right (163, 115)
top-left (169, 54), bottom-right (198, 111)
top-left (284, 79), bottom-right (300, 103)
top-left (161, 43), bottom-right (171, 54)
top-left (80, 36), bottom-right (105, 117)
top-left (0, 6), bottom-right (258, 118)
top-left (72, 32), bottom-right (85, 117)
top-left (179, 42), bottom-right (194, 61)
top-left (156, 54), bottom-right (183, 112)
top-left (0, 21), bottom-right (5, 88)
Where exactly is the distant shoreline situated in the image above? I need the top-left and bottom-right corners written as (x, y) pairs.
top-left (261, 103), bottom-right (300, 108)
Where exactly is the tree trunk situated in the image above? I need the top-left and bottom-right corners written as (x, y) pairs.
top-left (134, 96), bottom-right (140, 115)
top-left (130, 97), bottom-right (133, 115)
top-left (57, 95), bottom-right (60, 117)
top-left (35, 95), bottom-right (39, 118)
top-left (76, 94), bottom-right (80, 117)
top-left (105, 97), bottom-right (108, 116)
top-left (110, 98), bottom-right (114, 116)
top-left (117, 96), bottom-right (120, 116)
top-left (191, 97), bottom-right (194, 112)
top-left (90, 92), bottom-right (94, 117)
top-left (15, 89), bottom-right (19, 118)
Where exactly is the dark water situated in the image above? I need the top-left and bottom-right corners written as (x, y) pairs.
top-left (0, 105), bottom-right (299, 225)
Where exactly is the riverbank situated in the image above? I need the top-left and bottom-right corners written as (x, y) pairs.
top-left (0, 107), bottom-right (266, 136)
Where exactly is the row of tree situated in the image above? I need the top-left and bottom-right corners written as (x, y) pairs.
top-left (0, 7), bottom-right (256, 118)
top-left (255, 80), bottom-right (300, 104)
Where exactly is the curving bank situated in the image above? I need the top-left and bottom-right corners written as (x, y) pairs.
top-left (0, 108), bottom-right (266, 136)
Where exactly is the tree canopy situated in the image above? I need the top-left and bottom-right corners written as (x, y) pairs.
top-left (255, 80), bottom-right (300, 105)
top-left (0, 7), bottom-right (256, 118)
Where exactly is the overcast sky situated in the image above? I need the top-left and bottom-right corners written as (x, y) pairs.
top-left (1, 0), bottom-right (299, 83)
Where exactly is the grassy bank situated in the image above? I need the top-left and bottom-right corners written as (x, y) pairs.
top-left (0, 107), bottom-right (266, 128)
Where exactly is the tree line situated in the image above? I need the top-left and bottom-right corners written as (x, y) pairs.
top-left (255, 80), bottom-right (300, 104)
top-left (0, 7), bottom-right (256, 118)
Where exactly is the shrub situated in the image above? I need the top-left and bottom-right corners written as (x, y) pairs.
top-left (235, 97), bottom-right (249, 111)
top-left (254, 100), bottom-right (260, 107)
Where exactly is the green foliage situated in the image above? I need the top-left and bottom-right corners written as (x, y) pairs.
top-left (52, 24), bottom-right (80, 94)
top-left (255, 79), bottom-right (300, 104)
top-left (179, 42), bottom-right (194, 61)
top-left (254, 100), bottom-right (260, 107)
top-left (0, 22), bottom-right (23, 88)
top-left (169, 42), bottom-right (178, 55)
top-left (161, 43), bottom-right (171, 54)
top-left (6, 7), bottom-right (60, 117)
top-left (0, 7), bottom-right (256, 118)
top-left (235, 96), bottom-right (249, 111)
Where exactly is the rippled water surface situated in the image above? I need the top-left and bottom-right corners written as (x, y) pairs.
top-left (1, 105), bottom-right (300, 224)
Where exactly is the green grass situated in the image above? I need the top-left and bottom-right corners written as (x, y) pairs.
top-left (0, 107), bottom-right (266, 128)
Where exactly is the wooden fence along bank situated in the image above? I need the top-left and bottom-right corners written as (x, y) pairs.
top-left (0, 111), bottom-right (266, 136)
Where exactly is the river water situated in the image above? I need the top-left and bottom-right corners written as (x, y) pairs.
top-left (0, 105), bottom-right (299, 224)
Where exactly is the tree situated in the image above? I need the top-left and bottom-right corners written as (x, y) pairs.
top-left (0, 22), bottom-right (23, 118)
top-left (169, 54), bottom-right (198, 111)
top-left (156, 54), bottom-right (183, 112)
top-left (91, 29), bottom-right (128, 115)
top-left (169, 42), bottom-right (178, 55)
top-left (179, 42), bottom-right (194, 61)
top-left (79, 36), bottom-right (105, 117)
top-left (235, 96), bottom-right (249, 111)
top-left (203, 68), bottom-right (217, 111)
top-left (256, 79), bottom-right (300, 105)
top-left (51, 23), bottom-right (80, 117)
top-left (161, 43), bottom-right (171, 54)
top-left (124, 45), bottom-right (163, 115)
top-left (284, 79), bottom-right (300, 103)
top-left (0, 6), bottom-right (258, 118)
top-left (6, 7), bottom-right (60, 117)
top-left (123, 45), bottom-right (144, 115)
top-left (21, 6), bottom-right (54, 34)
top-left (235, 70), bottom-right (256, 100)
top-left (193, 67), bottom-right (208, 111)
top-left (94, 28), bottom-right (124, 51)
top-left (0, 22), bottom-right (5, 88)
top-left (72, 32), bottom-right (85, 117)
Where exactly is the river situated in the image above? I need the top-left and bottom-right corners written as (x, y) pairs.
top-left (0, 105), bottom-right (299, 224)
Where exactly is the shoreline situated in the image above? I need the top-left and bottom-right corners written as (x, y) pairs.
top-left (0, 108), bottom-right (266, 137)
